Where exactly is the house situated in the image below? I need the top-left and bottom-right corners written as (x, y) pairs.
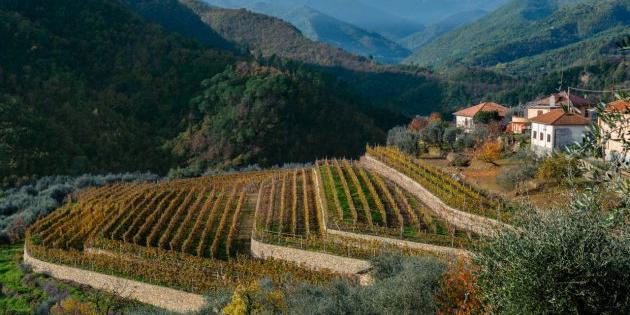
top-left (453, 102), bottom-right (508, 132)
top-left (530, 109), bottom-right (590, 156)
top-left (526, 91), bottom-right (592, 120)
top-left (506, 116), bottom-right (529, 134)
top-left (599, 100), bottom-right (630, 162)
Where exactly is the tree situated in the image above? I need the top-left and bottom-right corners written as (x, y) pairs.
top-left (387, 126), bottom-right (420, 154)
top-left (422, 121), bottom-right (448, 146)
top-left (473, 110), bottom-right (501, 124)
top-left (443, 127), bottom-right (463, 148)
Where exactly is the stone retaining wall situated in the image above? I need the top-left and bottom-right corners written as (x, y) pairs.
top-left (23, 248), bottom-right (205, 314)
top-left (326, 229), bottom-right (470, 257)
top-left (250, 238), bottom-right (370, 275)
top-left (361, 155), bottom-right (509, 236)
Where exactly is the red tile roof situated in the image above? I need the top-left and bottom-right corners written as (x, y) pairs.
top-left (606, 100), bottom-right (630, 112)
top-left (532, 91), bottom-right (591, 107)
top-left (530, 109), bottom-right (590, 126)
top-left (453, 102), bottom-right (508, 117)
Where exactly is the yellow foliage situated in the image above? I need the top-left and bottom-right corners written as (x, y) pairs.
top-left (223, 281), bottom-right (286, 315)
top-left (475, 140), bottom-right (502, 166)
top-left (50, 298), bottom-right (98, 315)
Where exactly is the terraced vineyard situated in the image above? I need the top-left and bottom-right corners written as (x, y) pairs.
top-left (255, 168), bottom-right (325, 238)
top-left (31, 175), bottom-right (260, 259)
top-left (27, 172), bottom-right (340, 293)
top-left (317, 159), bottom-right (473, 248)
top-left (366, 146), bottom-right (512, 222)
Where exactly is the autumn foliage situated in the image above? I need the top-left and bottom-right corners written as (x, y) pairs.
top-left (475, 140), bottom-right (502, 166)
top-left (436, 257), bottom-right (484, 315)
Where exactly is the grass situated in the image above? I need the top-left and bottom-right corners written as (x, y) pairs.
top-left (0, 243), bottom-right (33, 314)
top-left (1, 243), bottom-right (158, 314)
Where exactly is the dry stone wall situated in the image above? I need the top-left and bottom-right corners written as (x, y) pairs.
top-left (326, 229), bottom-right (470, 257)
top-left (361, 155), bottom-right (509, 236)
top-left (250, 238), bottom-right (370, 275)
top-left (23, 248), bottom-right (206, 314)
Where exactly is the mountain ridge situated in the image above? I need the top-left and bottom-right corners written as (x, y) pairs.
top-left (405, 0), bottom-right (630, 74)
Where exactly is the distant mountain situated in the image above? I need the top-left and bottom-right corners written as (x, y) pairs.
top-left (201, 0), bottom-right (424, 42)
top-left (359, 0), bottom-right (506, 25)
top-left (299, 0), bottom-right (423, 41)
top-left (199, 1), bottom-right (410, 63)
top-left (182, 0), bottom-right (379, 70)
top-left (405, 0), bottom-right (630, 74)
top-left (401, 9), bottom-right (488, 51)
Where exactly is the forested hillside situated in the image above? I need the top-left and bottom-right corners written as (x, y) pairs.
top-left (0, 0), bottom-right (398, 186)
top-left (405, 0), bottom-right (630, 75)
top-left (180, 0), bottom-right (378, 71)
top-left (168, 62), bottom-right (386, 169)
top-left (200, 1), bottom-right (411, 64)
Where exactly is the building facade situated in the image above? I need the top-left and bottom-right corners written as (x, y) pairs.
top-left (530, 110), bottom-right (590, 156)
top-left (599, 100), bottom-right (630, 162)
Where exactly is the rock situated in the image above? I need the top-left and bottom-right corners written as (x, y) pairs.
top-left (447, 153), bottom-right (470, 167)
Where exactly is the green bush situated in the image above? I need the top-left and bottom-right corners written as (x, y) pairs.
top-left (286, 255), bottom-right (445, 315)
top-left (475, 209), bottom-right (630, 314)
top-left (536, 154), bottom-right (581, 184)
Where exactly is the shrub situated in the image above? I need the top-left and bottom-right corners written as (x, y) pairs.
top-left (475, 140), bottom-right (502, 166)
top-left (497, 152), bottom-right (540, 190)
top-left (286, 255), bottom-right (446, 315)
top-left (436, 257), bottom-right (483, 315)
top-left (536, 154), bottom-right (581, 184)
top-left (475, 209), bottom-right (630, 314)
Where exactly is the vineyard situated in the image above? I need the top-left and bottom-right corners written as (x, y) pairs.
top-left (317, 159), bottom-right (474, 248)
top-left (29, 174), bottom-right (264, 260)
top-left (366, 146), bottom-right (513, 222)
top-left (25, 158), bottom-right (490, 294)
top-left (255, 168), bottom-right (325, 238)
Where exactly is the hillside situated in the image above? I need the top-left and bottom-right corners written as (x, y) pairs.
top-left (119, 0), bottom-right (234, 50)
top-left (201, 0), bottom-right (411, 63)
top-left (405, 0), bottom-right (630, 75)
top-left (182, 0), bottom-right (377, 71)
top-left (243, 3), bottom-right (411, 64)
top-left (401, 10), bottom-right (488, 51)
top-left (0, 0), bottom-right (396, 185)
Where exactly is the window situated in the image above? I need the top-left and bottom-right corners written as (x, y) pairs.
top-left (540, 132), bottom-right (543, 140)
top-left (547, 134), bottom-right (551, 142)
top-left (533, 131), bottom-right (537, 139)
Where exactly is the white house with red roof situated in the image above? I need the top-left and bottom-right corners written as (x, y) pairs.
top-left (453, 102), bottom-right (508, 132)
top-left (530, 109), bottom-right (590, 155)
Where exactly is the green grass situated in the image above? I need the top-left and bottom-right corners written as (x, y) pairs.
top-left (0, 244), bottom-right (34, 314)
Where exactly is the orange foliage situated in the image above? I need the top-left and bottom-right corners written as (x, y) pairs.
top-left (436, 257), bottom-right (484, 315)
top-left (409, 116), bottom-right (429, 132)
top-left (475, 140), bottom-right (502, 166)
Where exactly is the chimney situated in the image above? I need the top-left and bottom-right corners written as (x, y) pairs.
top-left (549, 94), bottom-right (556, 106)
